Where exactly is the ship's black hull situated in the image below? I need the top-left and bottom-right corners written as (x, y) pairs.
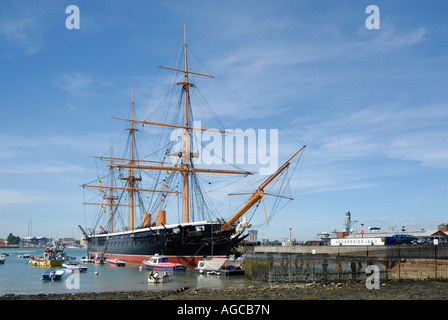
top-left (85, 221), bottom-right (245, 265)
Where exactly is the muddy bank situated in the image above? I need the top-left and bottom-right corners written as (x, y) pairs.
top-left (1, 280), bottom-right (448, 300)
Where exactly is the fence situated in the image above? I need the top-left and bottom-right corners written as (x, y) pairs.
top-left (244, 245), bottom-right (448, 282)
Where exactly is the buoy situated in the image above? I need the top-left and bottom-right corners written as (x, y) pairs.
top-left (94, 271), bottom-right (99, 275)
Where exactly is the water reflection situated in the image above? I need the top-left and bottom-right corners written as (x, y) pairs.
top-left (0, 248), bottom-right (262, 296)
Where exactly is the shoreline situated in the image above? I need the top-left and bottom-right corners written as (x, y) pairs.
top-left (2, 279), bottom-right (448, 300)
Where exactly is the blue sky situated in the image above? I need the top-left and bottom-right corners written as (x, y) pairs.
top-left (1, 0), bottom-right (447, 241)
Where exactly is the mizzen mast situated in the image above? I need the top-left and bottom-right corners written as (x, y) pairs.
top-left (105, 142), bottom-right (117, 233)
top-left (82, 143), bottom-right (118, 233)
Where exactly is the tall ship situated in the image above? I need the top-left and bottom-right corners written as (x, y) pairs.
top-left (79, 22), bottom-right (306, 266)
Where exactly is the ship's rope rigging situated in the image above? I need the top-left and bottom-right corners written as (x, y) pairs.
top-left (84, 130), bottom-right (301, 234)
top-left (187, 45), bottom-right (307, 162)
top-left (82, 29), bottom-right (306, 234)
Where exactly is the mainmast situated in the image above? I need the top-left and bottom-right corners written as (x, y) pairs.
top-left (113, 21), bottom-right (251, 225)
top-left (121, 85), bottom-right (141, 231)
top-left (182, 19), bottom-right (191, 223)
top-left (119, 20), bottom-right (234, 225)
top-left (110, 21), bottom-right (271, 228)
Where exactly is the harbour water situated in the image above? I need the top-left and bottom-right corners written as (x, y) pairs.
top-left (0, 247), bottom-right (260, 297)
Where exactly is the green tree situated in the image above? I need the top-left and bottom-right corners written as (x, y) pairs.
top-left (6, 233), bottom-right (20, 245)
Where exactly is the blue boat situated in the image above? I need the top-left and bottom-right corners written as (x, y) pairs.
top-left (41, 269), bottom-right (65, 281)
top-left (0, 255), bottom-right (5, 264)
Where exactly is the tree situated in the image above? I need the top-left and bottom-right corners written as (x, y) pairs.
top-left (6, 233), bottom-right (20, 245)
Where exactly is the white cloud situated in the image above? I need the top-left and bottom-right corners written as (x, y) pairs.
top-left (368, 27), bottom-right (426, 51)
top-left (0, 133), bottom-right (107, 157)
top-left (387, 131), bottom-right (448, 169)
top-left (306, 102), bottom-right (448, 161)
top-left (0, 18), bottom-right (42, 56)
top-left (0, 132), bottom-right (109, 181)
top-left (0, 164), bottom-right (86, 175)
top-left (0, 188), bottom-right (42, 205)
top-left (286, 100), bottom-right (448, 195)
top-left (55, 72), bottom-right (94, 96)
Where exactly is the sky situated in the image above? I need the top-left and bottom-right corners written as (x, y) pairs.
top-left (1, 0), bottom-right (447, 241)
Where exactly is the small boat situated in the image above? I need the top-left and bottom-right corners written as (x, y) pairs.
top-left (18, 254), bottom-right (31, 258)
top-left (28, 256), bottom-right (64, 267)
top-left (106, 259), bottom-right (126, 267)
top-left (28, 247), bottom-right (67, 266)
top-left (41, 269), bottom-right (65, 281)
top-left (93, 252), bottom-right (105, 264)
top-left (196, 257), bottom-right (244, 276)
top-left (147, 270), bottom-right (169, 283)
top-left (81, 253), bottom-right (93, 263)
top-left (64, 256), bottom-right (77, 261)
top-left (62, 261), bottom-right (88, 272)
top-left (143, 254), bottom-right (186, 271)
top-left (0, 255), bottom-right (5, 264)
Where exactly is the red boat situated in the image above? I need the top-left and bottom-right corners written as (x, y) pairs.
top-left (106, 258), bottom-right (126, 267)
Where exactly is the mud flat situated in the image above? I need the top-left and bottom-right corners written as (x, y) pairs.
top-left (1, 280), bottom-right (448, 300)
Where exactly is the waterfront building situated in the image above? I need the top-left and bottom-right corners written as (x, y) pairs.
top-left (346, 230), bottom-right (448, 239)
top-left (21, 236), bottom-right (49, 246)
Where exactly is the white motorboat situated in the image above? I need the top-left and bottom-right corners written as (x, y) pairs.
top-left (143, 254), bottom-right (186, 271)
top-left (196, 257), bottom-right (244, 275)
top-left (62, 261), bottom-right (88, 272)
top-left (147, 270), bottom-right (169, 283)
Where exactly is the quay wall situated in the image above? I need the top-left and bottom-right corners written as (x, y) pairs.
top-left (242, 245), bottom-right (448, 282)
top-left (250, 244), bottom-right (448, 259)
